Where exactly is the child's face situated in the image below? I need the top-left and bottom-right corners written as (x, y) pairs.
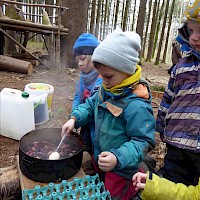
top-left (75, 55), bottom-right (95, 74)
top-left (97, 65), bottom-right (130, 88)
top-left (187, 22), bottom-right (200, 52)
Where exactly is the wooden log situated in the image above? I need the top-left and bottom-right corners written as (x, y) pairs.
top-left (12, 52), bottom-right (41, 66)
top-left (0, 55), bottom-right (33, 75)
top-left (0, 165), bottom-right (21, 200)
top-left (22, 59), bottom-right (39, 67)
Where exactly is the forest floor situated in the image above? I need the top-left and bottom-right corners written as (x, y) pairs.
top-left (0, 59), bottom-right (171, 170)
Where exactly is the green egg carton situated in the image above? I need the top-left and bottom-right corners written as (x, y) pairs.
top-left (22, 174), bottom-right (111, 200)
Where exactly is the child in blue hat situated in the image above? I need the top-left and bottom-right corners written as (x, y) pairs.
top-left (72, 33), bottom-right (102, 155)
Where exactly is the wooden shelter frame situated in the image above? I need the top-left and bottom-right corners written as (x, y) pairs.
top-left (0, 0), bottom-right (69, 70)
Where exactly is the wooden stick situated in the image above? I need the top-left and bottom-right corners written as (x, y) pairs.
top-left (0, 0), bottom-right (68, 10)
top-left (0, 27), bottom-right (50, 69)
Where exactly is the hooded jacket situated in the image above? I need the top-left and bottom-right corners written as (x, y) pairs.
top-left (70, 82), bottom-right (155, 179)
top-left (141, 173), bottom-right (200, 200)
top-left (156, 21), bottom-right (200, 151)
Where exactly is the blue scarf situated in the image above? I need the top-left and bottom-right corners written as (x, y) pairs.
top-left (81, 69), bottom-right (99, 91)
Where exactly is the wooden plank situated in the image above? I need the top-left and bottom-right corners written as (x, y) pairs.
top-left (0, 23), bottom-right (62, 35)
top-left (0, 17), bottom-right (69, 33)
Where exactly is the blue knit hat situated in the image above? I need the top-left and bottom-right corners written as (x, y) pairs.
top-left (73, 33), bottom-right (100, 57)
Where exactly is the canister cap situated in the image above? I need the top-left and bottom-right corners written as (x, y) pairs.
top-left (22, 92), bottom-right (29, 98)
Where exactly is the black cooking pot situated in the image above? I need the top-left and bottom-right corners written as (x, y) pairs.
top-left (19, 128), bottom-right (84, 183)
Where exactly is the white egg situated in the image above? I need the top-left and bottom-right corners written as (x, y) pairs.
top-left (48, 151), bottom-right (60, 160)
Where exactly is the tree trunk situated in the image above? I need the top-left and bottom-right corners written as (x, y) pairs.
top-left (89, 0), bottom-right (97, 34)
top-left (141, 0), bottom-right (152, 58)
top-left (4, 30), bottom-right (18, 55)
top-left (152, 0), bottom-right (165, 58)
top-left (122, 0), bottom-right (130, 31)
top-left (131, 0), bottom-right (137, 31)
top-left (102, 0), bottom-right (108, 38)
top-left (161, 0), bottom-right (175, 63)
top-left (0, 55), bottom-right (33, 75)
top-left (114, 0), bottom-right (120, 30)
top-left (94, 0), bottom-right (102, 37)
top-left (146, 0), bottom-right (158, 61)
top-left (155, 0), bottom-right (170, 65)
top-left (136, 0), bottom-right (147, 62)
top-left (60, 0), bottom-right (89, 69)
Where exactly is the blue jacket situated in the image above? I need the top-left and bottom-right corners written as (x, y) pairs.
top-left (72, 74), bottom-right (102, 109)
top-left (156, 23), bottom-right (200, 152)
top-left (70, 85), bottom-right (155, 179)
top-left (72, 72), bottom-right (102, 143)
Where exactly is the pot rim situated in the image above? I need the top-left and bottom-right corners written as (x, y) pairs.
top-left (19, 127), bottom-right (84, 161)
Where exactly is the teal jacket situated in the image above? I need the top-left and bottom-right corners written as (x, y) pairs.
top-left (70, 85), bottom-right (155, 179)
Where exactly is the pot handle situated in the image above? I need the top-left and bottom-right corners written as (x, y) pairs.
top-left (22, 157), bottom-right (36, 164)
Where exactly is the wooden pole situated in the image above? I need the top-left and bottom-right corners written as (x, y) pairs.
top-left (0, 27), bottom-right (50, 69)
top-left (56, 1), bottom-right (61, 70)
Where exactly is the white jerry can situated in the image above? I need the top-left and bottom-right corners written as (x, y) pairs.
top-left (0, 88), bottom-right (35, 140)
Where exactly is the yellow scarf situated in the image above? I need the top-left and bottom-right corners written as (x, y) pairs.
top-left (103, 65), bottom-right (142, 95)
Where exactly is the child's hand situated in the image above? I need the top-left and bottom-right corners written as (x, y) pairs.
top-left (132, 172), bottom-right (147, 191)
top-left (61, 118), bottom-right (75, 136)
top-left (98, 151), bottom-right (117, 172)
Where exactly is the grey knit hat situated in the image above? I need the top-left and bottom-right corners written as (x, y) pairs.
top-left (92, 29), bottom-right (141, 75)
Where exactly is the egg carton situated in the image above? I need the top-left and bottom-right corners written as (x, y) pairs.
top-left (22, 174), bottom-right (111, 200)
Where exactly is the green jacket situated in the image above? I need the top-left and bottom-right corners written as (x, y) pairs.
top-left (142, 173), bottom-right (200, 200)
top-left (71, 84), bottom-right (155, 179)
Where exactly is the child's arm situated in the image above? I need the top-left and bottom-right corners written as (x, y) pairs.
top-left (133, 172), bottom-right (200, 200)
top-left (62, 91), bottom-right (97, 136)
top-left (132, 172), bottom-right (148, 191)
top-left (98, 151), bottom-right (117, 171)
top-left (61, 118), bottom-right (76, 136)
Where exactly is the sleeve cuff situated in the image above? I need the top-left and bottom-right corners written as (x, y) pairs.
top-left (69, 116), bottom-right (76, 122)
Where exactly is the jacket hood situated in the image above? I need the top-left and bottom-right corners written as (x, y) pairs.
top-left (177, 23), bottom-right (200, 59)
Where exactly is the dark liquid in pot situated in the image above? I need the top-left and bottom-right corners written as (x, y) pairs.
top-left (24, 140), bottom-right (80, 160)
